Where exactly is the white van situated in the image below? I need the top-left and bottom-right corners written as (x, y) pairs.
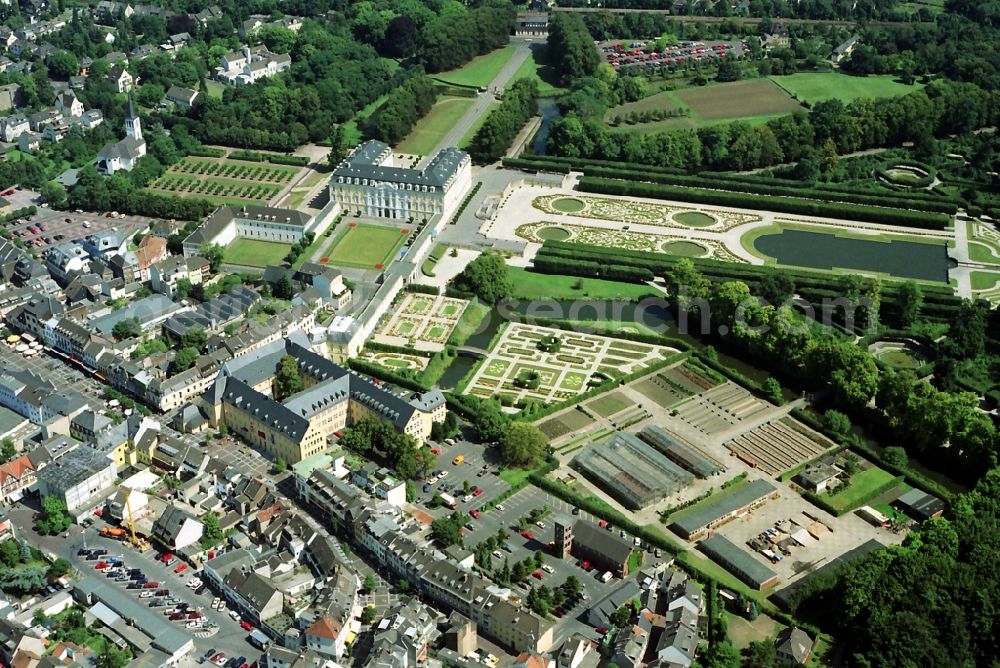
top-left (600, 571), bottom-right (613, 583)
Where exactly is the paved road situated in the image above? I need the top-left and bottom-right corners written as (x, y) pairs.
top-left (425, 40), bottom-right (535, 158)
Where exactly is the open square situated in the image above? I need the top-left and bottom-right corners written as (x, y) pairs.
top-left (322, 223), bottom-right (409, 269)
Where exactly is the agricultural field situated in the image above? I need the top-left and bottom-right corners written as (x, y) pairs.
top-left (319, 223), bottom-right (409, 270)
top-left (433, 45), bottom-right (517, 88)
top-left (726, 418), bottom-right (837, 477)
top-left (675, 79), bottom-right (803, 121)
top-left (147, 157), bottom-right (299, 206)
top-left (464, 322), bottom-right (677, 405)
top-left (770, 72), bottom-right (924, 105)
top-left (587, 391), bottom-right (635, 418)
top-left (632, 361), bottom-right (724, 409)
top-left (538, 409), bottom-right (597, 440)
top-left (222, 238), bottom-right (292, 268)
top-left (671, 383), bottom-right (772, 436)
top-left (398, 96), bottom-right (475, 155)
top-left (371, 293), bottom-right (470, 352)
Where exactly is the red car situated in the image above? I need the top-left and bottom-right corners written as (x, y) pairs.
top-left (186, 611), bottom-right (203, 620)
top-left (240, 621), bottom-right (253, 631)
top-left (143, 581), bottom-right (159, 589)
top-left (521, 530), bottom-right (534, 540)
top-left (174, 563), bottom-right (187, 574)
top-left (473, 488), bottom-right (484, 497)
top-left (469, 509), bottom-right (480, 519)
top-left (595, 627), bottom-right (609, 635)
top-left (169, 613), bottom-right (183, 621)
top-left (582, 561), bottom-right (591, 570)
top-left (161, 553), bottom-right (174, 563)
top-left (532, 571), bottom-right (543, 580)
top-left (95, 562), bottom-right (108, 569)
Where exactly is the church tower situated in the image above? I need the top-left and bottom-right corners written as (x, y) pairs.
top-left (125, 94), bottom-right (142, 141)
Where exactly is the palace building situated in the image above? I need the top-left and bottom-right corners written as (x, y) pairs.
top-left (328, 140), bottom-right (472, 222)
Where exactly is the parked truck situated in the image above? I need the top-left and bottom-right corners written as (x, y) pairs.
top-left (100, 527), bottom-right (126, 538)
top-left (439, 493), bottom-right (457, 510)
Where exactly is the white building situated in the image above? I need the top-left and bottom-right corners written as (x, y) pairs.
top-left (181, 204), bottom-right (331, 256)
top-left (216, 45), bottom-right (291, 86)
top-left (151, 504), bottom-right (203, 551)
top-left (328, 140), bottom-right (472, 222)
top-left (96, 95), bottom-right (145, 174)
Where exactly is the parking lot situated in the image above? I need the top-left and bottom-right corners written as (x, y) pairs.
top-left (68, 525), bottom-right (263, 667)
top-left (5, 191), bottom-right (153, 252)
top-left (598, 38), bottom-right (746, 72)
top-left (0, 343), bottom-right (107, 411)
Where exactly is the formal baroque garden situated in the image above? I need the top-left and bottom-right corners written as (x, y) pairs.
top-left (532, 194), bottom-right (762, 231)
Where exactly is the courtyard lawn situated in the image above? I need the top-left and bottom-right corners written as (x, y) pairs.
top-left (398, 97), bottom-right (475, 155)
top-left (223, 238), bottom-right (292, 268)
top-left (770, 72), bottom-right (923, 105)
top-left (322, 223), bottom-right (408, 269)
top-left (969, 242), bottom-right (1000, 264)
top-left (971, 271), bottom-right (1000, 291)
top-left (434, 45), bottom-right (517, 88)
top-left (205, 80), bottom-right (226, 99)
top-left (825, 467), bottom-right (901, 514)
top-left (508, 267), bottom-right (659, 300)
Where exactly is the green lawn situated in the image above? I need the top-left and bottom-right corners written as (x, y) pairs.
top-left (205, 80), bottom-right (226, 99)
top-left (825, 467), bottom-right (901, 514)
top-left (322, 223), bottom-right (408, 269)
top-left (508, 267), bottom-right (658, 300)
top-left (342, 94), bottom-right (391, 146)
top-left (223, 238), bottom-right (292, 268)
top-left (770, 72), bottom-right (923, 105)
top-left (509, 44), bottom-right (566, 96)
top-left (398, 96), bottom-right (475, 154)
top-left (969, 242), bottom-right (1000, 264)
top-left (970, 271), bottom-right (1000, 291)
top-left (434, 45), bottom-right (517, 88)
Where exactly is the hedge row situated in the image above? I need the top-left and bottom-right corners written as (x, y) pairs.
top-left (187, 146), bottom-right (226, 157)
top-left (1, 206), bottom-right (36, 224)
top-left (582, 165), bottom-right (957, 215)
top-left (577, 176), bottom-right (952, 230)
top-left (803, 475), bottom-right (903, 517)
top-left (534, 241), bottom-right (964, 322)
top-left (363, 341), bottom-right (435, 358)
top-left (448, 181), bottom-right (482, 225)
top-left (346, 358), bottom-right (431, 392)
top-left (268, 154), bottom-right (309, 166)
top-left (406, 283), bottom-right (441, 295)
top-left (509, 153), bottom-right (960, 209)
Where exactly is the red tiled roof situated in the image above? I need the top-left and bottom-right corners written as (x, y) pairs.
top-left (0, 455), bottom-right (33, 485)
top-left (306, 615), bottom-right (343, 640)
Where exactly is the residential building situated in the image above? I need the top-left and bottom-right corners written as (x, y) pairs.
top-left (216, 45), bottom-right (291, 86)
top-left (34, 445), bottom-right (115, 513)
top-left (329, 140), bottom-right (472, 222)
top-left (223, 568), bottom-right (284, 627)
top-left (151, 504), bottom-right (203, 550)
top-left (107, 64), bottom-right (133, 93)
top-left (303, 615), bottom-right (348, 659)
top-left (149, 255), bottom-right (207, 298)
top-left (0, 455), bottom-right (35, 503)
top-left (775, 627), bottom-right (813, 665)
top-left (1, 113), bottom-right (29, 142)
top-left (55, 90), bottom-right (83, 118)
top-left (165, 85), bottom-right (198, 108)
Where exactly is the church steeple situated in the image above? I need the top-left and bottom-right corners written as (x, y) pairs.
top-left (125, 94), bottom-right (142, 141)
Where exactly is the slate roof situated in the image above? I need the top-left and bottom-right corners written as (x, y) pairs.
top-left (332, 140), bottom-right (467, 188)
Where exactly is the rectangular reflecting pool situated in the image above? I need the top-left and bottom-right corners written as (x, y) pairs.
top-left (753, 229), bottom-right (949, 282)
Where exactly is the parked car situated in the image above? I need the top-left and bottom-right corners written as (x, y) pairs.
top-left (469, 509), bottom-right (480, 519)
top-left (240, 621), bottom-right (253, 632)
top-left (229, 610), bottom-right (240, 621)
top-left (169, 613), bottom-right (184, 621)
top-left (532, 571), bottom-right (543, 580)
top-left (211, 654), bottom-right (226, 667)
top-left (139, 591), bottom-right (153, 598)
top-left (521, 530), bottom-right (534, 540)
top-left (174, 563), bottom-right (187, 574)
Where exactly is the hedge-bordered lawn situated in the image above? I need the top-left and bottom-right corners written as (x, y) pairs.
top-left (322, 223), bottom-right (408, 269)
top-left (824, 467), bottom-right (901, 514)
top-left (223, 238), bottom-right (292, 267)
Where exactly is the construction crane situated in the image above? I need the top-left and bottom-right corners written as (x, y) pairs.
top-left (124, 493), bottom-right (147, 550)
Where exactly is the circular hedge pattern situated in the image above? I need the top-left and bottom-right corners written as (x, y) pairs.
top-left (662, 240), bottom-right (708, 257)
top-left (875, 161), bottom-right (937, 189)
top-left (673, 211), bottom-right (717, 227)
top-left (551, 197), bottom-right (586, 213)
top-left (536, 226), bottom-right (572, 241)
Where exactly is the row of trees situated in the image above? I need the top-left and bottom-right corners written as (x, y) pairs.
top-left (468, 79), bottom-right (539, 163)
top-left (547, 13), bottom-right (602, 86)
top-left (415, 2), bottom-right (517, 73)
top-left (369, 75), bottom-right (437, 146)
top-left (547, 79), bottom-right (997, 174)
top-left (339, 415), bottom-right (434, 481)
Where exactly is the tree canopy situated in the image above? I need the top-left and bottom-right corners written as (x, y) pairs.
top-left (452, 251), bottom-right (513, 304)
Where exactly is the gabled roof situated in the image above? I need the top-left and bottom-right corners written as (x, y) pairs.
top-left (306, 615), bottom-right (343, 640)
top-left (0, 455), bottom-right (34, 485)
